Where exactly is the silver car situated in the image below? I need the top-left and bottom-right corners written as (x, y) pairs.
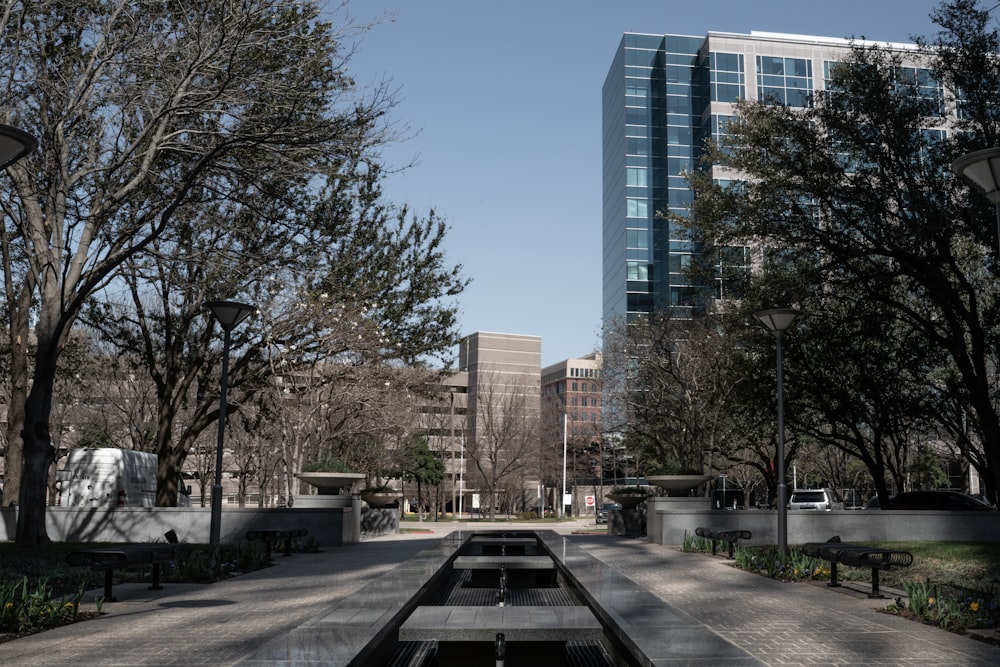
top-left (788, 488), bottom-right (834, 510)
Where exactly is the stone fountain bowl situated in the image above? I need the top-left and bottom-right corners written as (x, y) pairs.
top-left (645, 475), bottom-right (713, 495)
top-left (294, 472), bottom-right (365, 495)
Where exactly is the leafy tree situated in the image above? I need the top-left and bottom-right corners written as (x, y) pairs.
top-left (909, 443), bottom-right (952, 490)
top-left (686, 0), bottom-right (1000, 504)
top-left (402, 433), bottom-right (445, 521)
top-left (0, 0), bottom-right (463, 543)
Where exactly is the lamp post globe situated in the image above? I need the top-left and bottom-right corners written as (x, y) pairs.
top-left (0, 124), bottom-right (37, 170)
top-left (952, 148), bottom-right (1000, 259)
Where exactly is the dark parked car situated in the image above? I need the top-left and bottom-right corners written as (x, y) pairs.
top-left (882, 490), bottom-right (996, 510)
top-left (596, 501), bottom-right (621, 524)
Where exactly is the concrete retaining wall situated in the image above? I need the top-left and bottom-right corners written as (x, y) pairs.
top-left (0, 506), bottom-right (354, 545)
top-left (361, 507), bottom-right (400, 536)
top-left (647, 498), bottom-right (1000, 545)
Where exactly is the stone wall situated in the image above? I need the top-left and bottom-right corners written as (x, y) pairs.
top-left (646, 497), bottom-right (1000, 545)
top-left (0, 506), bottom-right (353, 545)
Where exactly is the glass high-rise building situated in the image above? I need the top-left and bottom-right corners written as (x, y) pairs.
top-left (601, 31), bottom-right (922, 326)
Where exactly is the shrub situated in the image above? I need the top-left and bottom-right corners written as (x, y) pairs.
top-left (899, 579), bottom-right (1000, 632)
top-left (0, 577), bottom-right (87, 634)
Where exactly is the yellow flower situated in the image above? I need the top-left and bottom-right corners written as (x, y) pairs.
top-left (928, 597), bottom-right (935, 606)
top-left (3, 602), bottom-right (12, 609)
top-left (970, 601), bottom-right (980, 612)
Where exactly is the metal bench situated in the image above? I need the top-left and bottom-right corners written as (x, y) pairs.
top-left (801, 536), bottom-right (913, 598)
top-left (695, 526), bottom-right (752, 559)
top-left (245, 528), bottom-right (308, 560)
top-left (398, 605), bottom-right (601, 667)
top-left (66, 542), bottom-right (192, 601)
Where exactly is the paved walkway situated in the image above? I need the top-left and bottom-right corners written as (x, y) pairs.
top-left (1, 520), bottom-right (999, 666)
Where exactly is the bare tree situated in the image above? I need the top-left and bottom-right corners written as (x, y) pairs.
top-left (465, 370), bottom-right (539, 521)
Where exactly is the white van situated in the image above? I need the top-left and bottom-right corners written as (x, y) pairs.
top-left (56, 448), bottom-right (192, 508)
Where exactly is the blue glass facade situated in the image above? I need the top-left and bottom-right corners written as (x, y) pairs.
top-left (602, 31), bottom-right (914, 326)
top-left (602, 33), bottom-right (704, 326)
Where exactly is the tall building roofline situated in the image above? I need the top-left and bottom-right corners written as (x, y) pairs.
top-left (619, 29), bottom-right (917, 52)
top-left (713, 30), bottom-right (917, 50)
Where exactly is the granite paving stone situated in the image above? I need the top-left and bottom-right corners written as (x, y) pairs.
top-left (2, 520), bottom-right (999, 666)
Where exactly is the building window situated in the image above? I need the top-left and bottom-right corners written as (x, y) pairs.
top-left (710, 52), bottom-right (745, 103)
top-left (626, 229), bottom-right (649, 249)
top-left (756, 55), bottom-right (812, 107)
top-left (626, 198), bottom-right (649, 218)
top-left (626, 167), bottom-right (648, 187)
top-left (626, 137), bottom-right (649, 156)
top-left (894, 66), bottom-right (944, 116)
top-left (668, 253), bottom-right (691, 274)
top-left (626, 79), bottom-right (650, 101)
top-left (627, 261), bottom-right (649, 281)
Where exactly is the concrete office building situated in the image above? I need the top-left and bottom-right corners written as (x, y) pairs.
top-left (602, 30), bottom-right (926, 324)
top-left (540, 352), bottom-right (603, 456)
top-left (540, 352), bottom-right (605, 515)
top-left (458, 332), bottom-right (542, 514)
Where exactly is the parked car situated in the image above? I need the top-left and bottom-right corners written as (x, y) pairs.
top-left (787, 488), bottom-right (835, 511)
top-left (596, 501), bottom-right (621, 524)
top-left (882, 490), bottom-right (996, 510)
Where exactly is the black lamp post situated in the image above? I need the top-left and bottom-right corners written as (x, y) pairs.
top-left (206, 300), bottom-right (256, 561)
top-left (0, 124), bottom-right (37, 170)
top-left (754, 307), bottom-right (801, 556)
top-left (951, 147), bottom-right (1000, 258)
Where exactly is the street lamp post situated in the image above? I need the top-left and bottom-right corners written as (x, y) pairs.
top-left (561, 413), bottom-right (568, 519)
top-left (206, 300), bottom-right (256, 562)
top-left (754, 308), bottom-right (801, 556)
top-left (0, 124), bottom-right (37, 170)
top-left (951, 147), bottom-right (1000, 259)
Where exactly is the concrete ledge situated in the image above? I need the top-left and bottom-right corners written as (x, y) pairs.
top-left (398, 605), bottom-right (600, 642)
top-left (469, 536), bottom-right (538, 543)
top-left (453, 555), bottom-right (555, 570)
top-left (537, 531), bottom-right (762, 665)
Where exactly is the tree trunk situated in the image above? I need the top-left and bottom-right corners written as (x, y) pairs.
top-left (154, 405), bottom-right (180, 507)
top-left (16, 347), bottom-right (58, 545)
top-left (1, 284), bottom-right (33, 507)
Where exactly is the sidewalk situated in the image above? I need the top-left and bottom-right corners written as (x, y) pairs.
top-left (1, 520), bottom-right (998, 666)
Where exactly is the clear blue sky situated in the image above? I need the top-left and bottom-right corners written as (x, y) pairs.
top-left (340, 0), bottom-right (947, 367)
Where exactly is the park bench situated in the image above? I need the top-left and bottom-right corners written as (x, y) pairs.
top-left (801, 536), bottom-right (913, 598)
top-left (398, 605), bottom-right (601, 667)
top-left (246, 528), bottom-right (308, 560)
top-left (695, 526), bottom-right (752, 559)
top-left (65, 542), bottom-right (192, 602)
